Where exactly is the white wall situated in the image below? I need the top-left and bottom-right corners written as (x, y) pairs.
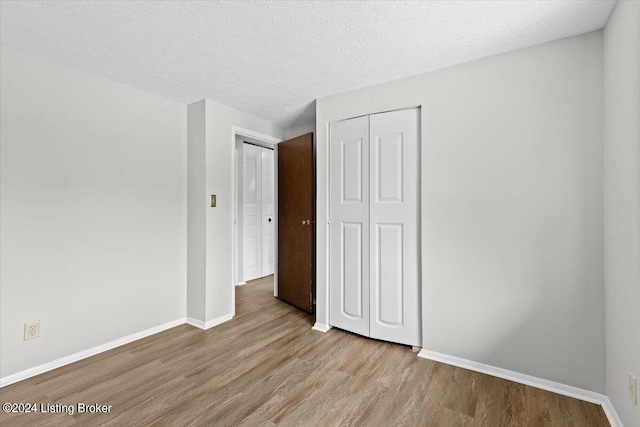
top-left (284, 122), bottom-right (316, 140)
top-left (186, 99), bottom-right (283, 323)
top-left (187, 100), bottom-right (207, 321)
top-left (316, 31), bottom-right (604, 393)
top-left (603, 1), bottom-right (640, 425)
top-left (0, 48), bottom-right (187, 378)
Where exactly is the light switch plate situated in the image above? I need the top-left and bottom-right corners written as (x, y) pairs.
top-left (630, 371), bottom-right (637, 405)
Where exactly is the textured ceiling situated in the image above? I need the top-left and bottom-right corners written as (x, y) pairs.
top-left (0, 1), bottom-right (615, 127)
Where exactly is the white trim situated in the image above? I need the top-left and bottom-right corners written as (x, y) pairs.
top-left (236, 281), bottom-right (247, 287)
top-left (417, 350), bottom-right (606, 405)
top-left (320, 121), bottom-right (330, 326)
top-left (185, 317), bottom-right (206, 329)
top-left (0, 318), bottom-right (185, 388)
top-left (186, 313), bottom-right (233, 330)
top-left (204, 313), bottom-right (233, 329)
top-left (231, 132), bottom-right (237, 318)
top-left (311, 322), bottom-right (331, 333)
top-left (232, 125), bottom-right (282, 145)
top-left (601, 397), bottom-right (624, 427)
top-left (273, 142), bottom-right (279, 298)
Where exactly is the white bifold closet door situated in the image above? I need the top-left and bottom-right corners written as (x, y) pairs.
top-left (329, 115), bottom-right (371, 337)
top-left (243, 143), bottom-right (275, 282)
top-left (329, 108), bottom-right (421, 347)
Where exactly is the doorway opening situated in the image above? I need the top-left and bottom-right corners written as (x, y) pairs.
top-left (231, 127), bottom-right (282, 315)
top-left (231, 127), bottom-right (316, 318)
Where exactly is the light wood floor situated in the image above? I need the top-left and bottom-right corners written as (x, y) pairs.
top-left (1, 276), bottom-right (609, 426)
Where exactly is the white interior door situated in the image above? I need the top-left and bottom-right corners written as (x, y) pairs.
top-left (329, 116), bottom-right (370, 337)
top-left (261, 148), bottom-right (275, 276)
top-left (369, 108), bottom-right (421, 346)
top-left (328, 109), bottom-right (421, 347)
top-left (243, 143), bottom-right (262, 281)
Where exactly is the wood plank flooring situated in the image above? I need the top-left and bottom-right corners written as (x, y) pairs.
top-left (0, 276), bottom-right (609, 426)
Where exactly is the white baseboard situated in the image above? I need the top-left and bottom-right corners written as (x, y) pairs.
top-left (311, 322), bottom-right (331, 333)
top-left (0, 318), bottom-right (186, 388)
top-left (185, 317), bottom-right (206, 329)
top-left (205, 313), bottom-right (233, 329)
top-left (186, 313), bottom-right (233, 330)
top-left (601, 397), bottom-right (623, 427)
top-left (417, 349), bottom-right (605, 405)
top-left (236, 281), bottom-right (247, 287)
top-left (2, 313), bottom-right (237, 388)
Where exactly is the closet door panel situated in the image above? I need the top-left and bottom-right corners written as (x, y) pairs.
top-left (329, 116), bottom-right (370, 337)
top-left (369, 109), bottom-right (421, 347)
top-left (376, 223), bottom-right (403, 325)
top-left (342, 222), bottom-right (364, 318)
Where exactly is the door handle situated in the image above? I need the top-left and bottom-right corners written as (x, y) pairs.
top-left (301, 219), bottom-right (311, 226)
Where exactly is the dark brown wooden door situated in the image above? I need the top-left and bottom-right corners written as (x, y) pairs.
top-left (277, 133), bottom-right (315, 313)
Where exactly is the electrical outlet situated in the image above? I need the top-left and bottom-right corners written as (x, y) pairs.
top-left (630, 372), bottom-right (637, 405)
top-left (24, 320), bottom-right (40, 341)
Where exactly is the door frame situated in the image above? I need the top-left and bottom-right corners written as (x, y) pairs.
top-left (231, 126), bottom-right (282, 313)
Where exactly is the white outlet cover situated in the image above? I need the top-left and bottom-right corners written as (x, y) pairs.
top-left (24, 320), bottom-right (40, 340)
